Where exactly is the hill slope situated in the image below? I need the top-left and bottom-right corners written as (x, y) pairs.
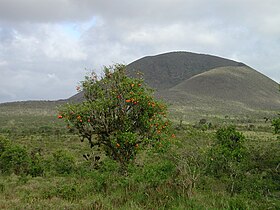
top-left (127, 52), bottom-right (280, 111)
top-left (69, 51), bottom-right (279, 113)
top-left (127, 51), bottom-right (246, 90)
top-left (168, 66), bottom-right (280, 109)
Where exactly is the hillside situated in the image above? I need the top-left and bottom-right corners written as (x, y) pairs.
top-left (168, 66), bottom-right (280, 110)
top-left (127, 52), bottom-right (279, 111)
top-left (127, 51), bottom-right (246, 90)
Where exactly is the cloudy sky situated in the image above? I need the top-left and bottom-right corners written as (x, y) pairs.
top-left (0, 0), bottom-right (279, 103)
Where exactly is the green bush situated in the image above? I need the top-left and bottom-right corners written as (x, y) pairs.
top-left (0, 137), bottom-right (31, 175)
top-left (29, 150), bottom-right (45, 177)
top-left (272, 117), bottom-right (280, 135)
top-left (51, 150), bottom-right (76, 175)
top-left (135, 160), bottom-right (175, 187)
top-left (0, 135), bottom-right (10, 154)
top-left (206, 126), bottom-right (248, 194)
top-left (244, 142), bottom-right (280, 198)
top-left (272, 86), bottom-right (280, 137)
top-left (227, 196), bottom-right (250, 210)
top-left (207, 126), bottom-right (247, 176)
top-left (0, 136), bottom-right (46, 177)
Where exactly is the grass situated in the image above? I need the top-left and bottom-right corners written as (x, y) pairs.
top-left (0, 102), bottom-right (279, 209)
top-left (170, 66), bottom-right (280, 110)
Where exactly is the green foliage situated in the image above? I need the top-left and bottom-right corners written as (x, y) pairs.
top-left (59, 64), bottom-right (171, 170)
top-left (207, 126), bottom-right (247, 180)
top-left (0, 124), bottom-right (279, 209)
top-left (244, 142), bottom-right (280, 198)
top-left (29, 150), bottom-right (45, 177)
top-left (0, 136), bottom-right (45, 177)
top-left (0, 135), bottom-right (9, 154)
top-left (272, 86), bottom-right (280, 137)
top-left (51, 150), bottom-right (76, 175)
top-left (0, 136), bottom-right (31, 175)
top-left (138, 160), bottom-right (175, 187)
top-left (43, 183), bottom-right (81, 201)
top-left (272, 116), bottom-right (280, 135)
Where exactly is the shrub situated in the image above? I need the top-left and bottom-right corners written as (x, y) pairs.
top-left (29, 150), bottom-right (45, 177)
top-left (141, 160), bottom-right (175, 187)
top-left (51, 150), bottom-right (76, 175)
top-left (0, 136), bottom-right (46, 177)
top-left (272, 86), bottom-right (280, 136)
top-left (272, 116), bottom-right (280, 135)
top-left (0, 135), bottom-right (10, 154)
top-left (244, 142), bottom-right (280, 198)
top-left (59, 64), bottom-right (171, 171)
top-left (0, 137), bottom-right (31, 175)
top-left (207, 126), bottom-right (248, 194)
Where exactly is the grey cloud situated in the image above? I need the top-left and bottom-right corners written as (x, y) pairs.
top-left (0, 0), bottom-right (92, 22)
top-left (1, 0), bottom-right (279, 25)
top-left (0, 0), bottom-right (279, 102)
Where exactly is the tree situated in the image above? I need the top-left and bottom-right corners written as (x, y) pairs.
top-left (59, 64), bottom-right (170, 170)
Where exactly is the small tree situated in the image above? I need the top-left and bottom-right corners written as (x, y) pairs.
top-left (207, 126), bottom-right (247, 194)
top-left (59, 64), bottom-right (170, 171)
top-left (208, 126), bottom-right (247, 175)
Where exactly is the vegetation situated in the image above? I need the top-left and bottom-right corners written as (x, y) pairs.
top-left (207, 126), bottom-right (247, 176)
top-left (272, 86), bottom-right (280, 137)
top-left (0, 64), bottom-right (279, 209)
top-left (272, 116), bottom-right (280, 135)
top-left (59, 64), bottom-right (170, 171)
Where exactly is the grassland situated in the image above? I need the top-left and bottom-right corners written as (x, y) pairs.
top-left (0, 101), bottom-right (279, 209)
